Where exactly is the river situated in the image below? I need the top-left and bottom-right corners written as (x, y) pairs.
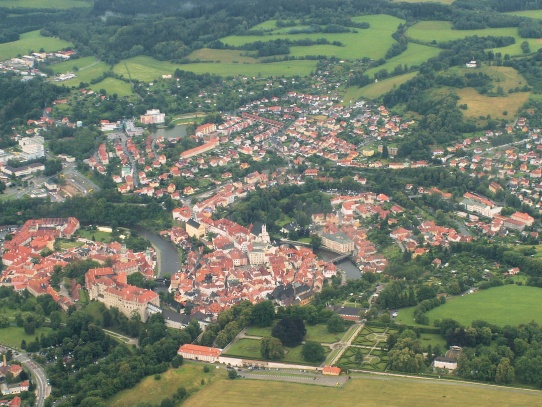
top-left (132, 226), bottom-right (181, 278)
top-left (316, 249), bottom-right (361, 280)
top-left (151, 124), bottom-right (188, 139)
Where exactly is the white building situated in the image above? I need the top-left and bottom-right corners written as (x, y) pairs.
top-left (19, 135), bottom-right (45, 159)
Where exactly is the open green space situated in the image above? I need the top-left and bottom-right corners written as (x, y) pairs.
top-left (350, 72), bottom-right (418, 101)
top-left (0, 30), bottom-right (72, 60)
top-left (50, 57), bottom-right (110, 87)
top-left (336, 347), bottom-right (364, 371)
top-left (184, 374), bottom-right (542, 407)
top-left (221, 15), bottom-right (404, 61)
top-left (0, 326), bottom-right (53, 349)
top-left (56, 238), bottom-right (84, 249)
top-left (419, 333), bottom-right (447, 351)
top-left (77, 228), bottom-right (112, 243)
top-left (90, 77), bottom-right (134, 97)
top-left (400, 285), bottom-right (542, 327)
top-left (187, 48), bottom-right (259, 64)
top-left (107, 362), bottom-right (227, 407)
top-left (245, 323), bottom-right (344, 343)
top-left (364, 43), bottom-right (440, 78)
top-left (78, 289), bottom-right (89, 304)
top-left (407, 21), bottom-right (541, 56)
top-left (0, 0), bottom-right (91, 8)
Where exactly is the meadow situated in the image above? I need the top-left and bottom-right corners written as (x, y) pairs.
top-left (113, 56), bottom-right (318, 81)
top-left (443, 65), bottom-right (530, 122)
top-left (246, 323), bottom-right (345, 343)
top-left (407, 21), bottom-right (542, 56)
top-left (399, 285), bottom-right (542, 327)
top-left (184, 375), bottom-right (542, 407)
top-left (350, 72), bottom-right (418, 100)
top-left (0, 0), bottom-right (90, 8)
top-left (89, 77), bottom-right (133, 97)
top-left (0, 30), bottom-right (72, 60)
top-left (51, 56), bottom-right (110, 87)
top-left (107, 363), bottom-right (227, 407)
top-left (187, 48), bottom-right (258, 64)
top-left (363, 43), bottom-right (440, 78)
top-left (221, 15), bottom-right (404, 61)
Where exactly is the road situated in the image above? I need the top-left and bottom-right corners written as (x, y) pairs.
top-left (63, 163), bottom-right (100, 194)
top-left (14, 351), bottom-right (50, 407)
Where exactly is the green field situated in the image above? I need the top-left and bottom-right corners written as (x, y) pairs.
top-left (0, 326), bottom-right (53, 349)
top-left (246, 324), bottom-right (344, 343)
top-left (107, 363), bottom-right (227, 407)
top-left (505, 10), bottom-right (542, 20)
top-left (51, 57), bottom-right (110, 87)
top-left (349, 72), bottom-right (418, 100)
top-left (364, 43), bottom-right (440, 78)
top-left (0, 30), bottom-right (72, 60)
top-left (113, 56), bottom-right (318, 81)
top-left (399, 285), bottom-right (542, 327)
top-left (187, 48), bottom-right (259, 64)
top-left (0, 0), bottom-right (91, 8)
top-left (221, 15), bottom-right (404, 61)
top-left (184, 375), bottom-right (542, 407)
top-left (90, 77), bottom-right (134, 97)
top-left (78, 228), bottom-right (112, 243)
top-left (407, 21), bottom-right (541, 56)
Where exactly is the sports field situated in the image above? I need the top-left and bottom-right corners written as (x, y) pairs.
top-left (0, 30), bottom-right (72, 60)
top-left (184, 375), bottom-right (542, 407)
top-left (399, 285), bottom-right (542, 327)
top-left (407, 21), bottom-right (541, 56)
top-left (0, 0), bottom-right (90, 8)
top-left (221, 15), bottom-right (404, 61)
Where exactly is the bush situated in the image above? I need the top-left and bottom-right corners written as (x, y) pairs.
top-left (228, 369), bottom-right (238, 380)
top-left (154, 374), bottom-right (161, 380)
top-left (203, 365), bottom-right (210, 373)
top-left (301, 341), bottom-right (326, 363)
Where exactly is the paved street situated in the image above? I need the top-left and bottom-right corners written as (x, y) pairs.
top-left (14, 352), bottom-right (50, 407)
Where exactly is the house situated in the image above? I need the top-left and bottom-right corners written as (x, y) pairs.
top-left (177, 344), bottom-right (221, 362)
top-left (322, 365), bottom-right (341, 376)
top-left (186, 219), bottom-right (205, 239)
top-left (433, 357), bottom-right (458, 371)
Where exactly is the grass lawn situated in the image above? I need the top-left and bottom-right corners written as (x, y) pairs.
top-left (77, 229), bottom-right (112, 243)
top-left (407, 21), bottom-right (540, 56)
top-left (223, 338), bottom-right (262, 359)
top-left (221, 15), bottom-right (404, 61)
top-left (107, 363), bottom-right (227, 407)
top-left (55, 238), bottom-right (84, 249)
top-left (81, 301), bottom-right (105, 324)
top-left (0, 326), bottom-right (53, 349)
top-left (51, 58), bottom-right (110, 88)
top-left (419, 333), bottom-right (447, 351)
top-left (184, 374), bottom-right (542, 407)
top-left (0, 0), bottom-right (90, 8)
top-left (78, 289), bottom-right (89, 304)
top-left (90, 77), bottom-right (134, 97)
top-left (0, 30), bottom-right (72, 60)
top-left (352, 72), bottom-right (418, 100)
top-left (245, 324), bottom-right (343, 343)
top-left (364, 43), bottom-right (440, 78)
top-left (421, 285), bottom-right (542, 327)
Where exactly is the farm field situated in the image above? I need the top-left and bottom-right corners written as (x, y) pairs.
top-left (184, 374), bottom-right (542, 407)
top-left (0, 326), bottom-right (53, 349)
top-left (107, 363), bottom-right (227, 407)
top-left (187, 48), bottom-right (258, 64)
top-left (349, 72), bottom-right (418, 100)
top-left (0, 0), bottom-right (90, 8)
top-left (221, 15), bottom-right (404, 61)
top-left (0, 30), bottom-right (72, 60)
top-left (407, 21), bottom-right (541, 56)
top-left (400, 285), bottom-right (542, 327)
top-left (90, 77), bottom-right (134, 97)
top-left (364, 43), bottom-right (440, 78)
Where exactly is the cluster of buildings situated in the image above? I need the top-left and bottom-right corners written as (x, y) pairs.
top-left (0, 218), bottom-right (158, 318)
top-left (0, 49), bottom-right (74, 79)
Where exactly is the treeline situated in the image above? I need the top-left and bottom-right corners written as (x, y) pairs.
top-left (210, 38), bottom-right (342, 57)
top-left (48, 127), bottom-right (103, 161)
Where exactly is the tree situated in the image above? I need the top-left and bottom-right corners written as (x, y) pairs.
top-left (310, 234), bottom-right (322, 250)
top-left (327, 314), bottom-right (345, 333)
top-left (301, 341), bottom-right (326, 363)
top-left (260, 336), bottom-right (284, 360)
top-left (495, 358), bottom-right (515, 384)
top-left (251, 301), bottom-right (275, 327)
top-left (171, 355), bottom-right (183, 368)
top-left (271, 317), bottom-right (306, 347)
top-left (228, 369), bottom-right (238, 379)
